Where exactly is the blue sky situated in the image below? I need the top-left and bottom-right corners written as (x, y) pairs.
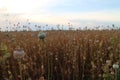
top-left (0, 0), bottom-right (120, 30)
top-left (48, 0), bottom-right (120, 12)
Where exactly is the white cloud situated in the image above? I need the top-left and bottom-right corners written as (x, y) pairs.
top-left (0, 0), bottom-right (60, 14)
top-left (0, 7), bottom-right (8, 14)
top-left (0, 0), bottom-right (120, 28)
top-left (0, 0), bottom-right (62, 27)
top-left (23, 10), bottom-right (120, 24)
top-left (1, 10), bottom-right (120, 28)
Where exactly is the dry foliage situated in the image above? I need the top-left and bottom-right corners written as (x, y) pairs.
top-left (0, 30), bottom-right (120, 80)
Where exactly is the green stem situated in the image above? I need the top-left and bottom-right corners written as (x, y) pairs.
top-left (18, 59), bottom-right (22, 80)
top-left (115, 69), bottom-right (117, 80)
top-left (43, 39), bottom-right (50, 80)
top-left (48, 54), bottom-right (50, 80)
top-left (82, 60), bottom-right (85, 80)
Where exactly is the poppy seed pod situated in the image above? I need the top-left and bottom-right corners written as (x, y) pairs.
top-left (113, 64), bottom-right (119, 69)
top-left (38, 32), bottom-right (46, 39)
top-left (13, 48), bottom-right (25, 59)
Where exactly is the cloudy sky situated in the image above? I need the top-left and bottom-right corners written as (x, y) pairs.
top-left (0, 0), bottom-right (120, 30)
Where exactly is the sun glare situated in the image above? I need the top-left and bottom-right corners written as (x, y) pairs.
top-left (0, 0), bottom-right (40, 14)
top-left (0, 0), bottom-right (57, 14)
top-left (9, 0), bottom-right (37, 13)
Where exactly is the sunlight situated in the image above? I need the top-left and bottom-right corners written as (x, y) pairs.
top-left (0, 0), bottom-right (57, 14)
top-left (5, 0), bottom-right (38, 13)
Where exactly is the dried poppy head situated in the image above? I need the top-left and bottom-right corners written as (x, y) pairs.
top-left (113, 63), bottom-right (119, 69)
top-left (38, 32), bottom-right (46, 40)
top-left (13, 47), bottom-right (25, 59)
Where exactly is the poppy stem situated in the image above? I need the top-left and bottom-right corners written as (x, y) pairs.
top-left (18, 59), bottom-right (22, 80)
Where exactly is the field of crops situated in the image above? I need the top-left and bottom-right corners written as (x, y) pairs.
top-left (0, 30), bottom-right (120, 80)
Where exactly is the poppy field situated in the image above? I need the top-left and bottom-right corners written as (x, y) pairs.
top-left (0, 30), bottom-right (120, 80)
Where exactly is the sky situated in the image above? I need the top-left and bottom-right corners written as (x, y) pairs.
top-left (0, 0), bottom-right (120, 30)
